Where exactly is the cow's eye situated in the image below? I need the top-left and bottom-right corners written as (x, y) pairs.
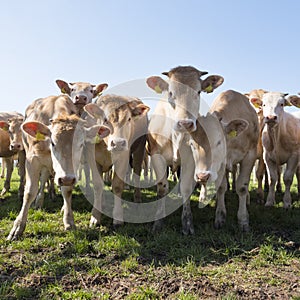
top-left (90, 89), bottom-right (93, 94)
top-left (198, 90), bottom-right (201, 95)
top-left (280, 103), bottom-right (284, 107)
top-left (128, 117), bottom-right (131, 122)
top-left (169, 92), bottom-right (174, 99)
top-left (71, 88), bottom-right (75, 92)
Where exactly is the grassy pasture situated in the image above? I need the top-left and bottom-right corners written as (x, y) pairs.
top-left (0, 169), bottom-right (300, 299)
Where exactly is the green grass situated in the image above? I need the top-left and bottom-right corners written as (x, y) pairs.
top-left (0, 170), bottom-right (299, 299)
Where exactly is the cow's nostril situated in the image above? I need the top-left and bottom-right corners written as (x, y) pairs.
top-left (196, 172), bottom-right (210, 182)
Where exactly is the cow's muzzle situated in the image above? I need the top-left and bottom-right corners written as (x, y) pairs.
top-left (265, 115), bottom-right (278, 126)
top-left (195, 172), bottom-right (210, 183)
top-left (108, 138), bottom-right (128, 151)
top-left (175, 119), bottom-right (196, 132)
top-left (10, 143), bottom-right (23, 151)
top-left (58, 175), bottom-right (76, 186)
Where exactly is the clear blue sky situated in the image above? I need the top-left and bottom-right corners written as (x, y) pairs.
top-left (1, 0), bottom-right (300, 114)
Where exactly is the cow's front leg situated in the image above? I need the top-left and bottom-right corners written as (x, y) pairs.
top-left (7, 160), bottom-right (40, 240)
top-left (180, 151), bottom-right (196, 235)
top-left (236, 151), bottom-right (256, 232)
top-left (112, 153), bottom-right (129, 226)
top-left (214, 175), bottom-right (228, 229)
top-left (264, 155), bottom-right (278, 207)
top-left (150, 153), bottom-right (168, 231)
top-left (61, 185), bottom-right (76, 230)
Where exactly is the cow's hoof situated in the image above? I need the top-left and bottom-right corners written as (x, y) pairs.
top-left (182, 225), bottom-right (194, 235)
top-left (7, 223), bottom-right (26, 241)
top-left (239, 223), bottom-right (250, 232)
top-left (89, 216), bottom-right (101, 228)
top-left (113, 220), bottom-right (124, 227)
top-left (214, 220), bottom-right (225, 229)
top-left (64, 224), bottom-right (76, 231)
top-left (265, 201), bottom-right (274, 207)
top-left (152, 220), bottom-right (163, 233)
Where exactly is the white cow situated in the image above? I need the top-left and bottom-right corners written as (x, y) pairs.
top-left (146, 65), bottom-right (224, 234)
top-left (7, 96), bottom-right (110, 240)
top-left (252, 92), bottom-right (300, 208)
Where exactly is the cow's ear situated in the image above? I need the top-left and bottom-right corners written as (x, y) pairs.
top-left (146, 76), bottom-right (169, 94)
top-left (22, 121), bottom-right (51, 141)
top-left (223, 119), bottom-right (249, 139)
top-left (250, 98), bottom-right (263, 108)
top-left (0, 121), bottom-right (9, 131)
top-left (288, 95), bottom-right (300, 108)
top-left (84, 103), bottom-right (105, 119)
top-left (128, 101), bottom-right (150, 118)
top-left (86, 125), bottom-right (111, 143)
top-left (93, 83), bottom-right (108, 98)
top-left (201, 75), bottom-right (224, 93)
top-left (56, 79), bottom-right (71, 95)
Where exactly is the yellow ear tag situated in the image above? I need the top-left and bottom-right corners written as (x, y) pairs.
top-left (1, 126), bottom-right (8, 131)
top-left (93, 134), bottom-right (101, 144)
top-left (228, 130), bottom-right (237, 138)
top-left (35, 131), bottom-right (45, 141)
top-left (61, 87), bottom-right (67, 94)
top-left (204, 84), bottom-right (213, 93)
top-left (154, 85), bottom-right (162, 94)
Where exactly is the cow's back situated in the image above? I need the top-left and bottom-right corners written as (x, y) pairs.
top-left (210, 90), bottom-right (259, 166)
top-left (26, 95), bottom-right (78, 125)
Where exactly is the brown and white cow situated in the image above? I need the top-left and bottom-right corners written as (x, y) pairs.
top-left (146, 66), bottom-right (224, 234)
top-left (253, 92), bottom-right (300, 208)
top-left (0, 112), bottom-right (25, 199)
top-left (7, 95), bottom-right (110, 240)
top-left (84, 95), bottom-right (150, 226)
top-left (210, 90), bottom-right (259, 231)
top-left (188, 113), bottom-right (249, 226)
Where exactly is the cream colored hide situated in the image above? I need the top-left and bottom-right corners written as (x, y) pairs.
top-left (84, 95), bottom-right (150, 226)
top-left (0, 112), bottom-right (25, 199)
top-left (7, 96), bottom-right (110, 240)
top-left (210, 90), bottom-right (259, 231)
top-left (56, 80), bottom-right (108, 115)
top-left (254, 92), bottom-right (300, 208)
top-left (146, 65), bottom-right (224, 234)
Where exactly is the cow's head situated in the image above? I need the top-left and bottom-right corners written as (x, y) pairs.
top-left (146, 66), bottom-right (223, 133)
top-left (0, 116), bottom-right (24, 151)
top-left (56, 80), bottom-right (108, 110)
top-left (84, 95), bottom-right (149, 152)
top-left (250, 92), bottom-right (290, 127)
top-left (189, 115), bottom-right (248, 184)
top-left (245, 89), bottom-right (268, 116)
top-left (22, 115), bottom-right (110, 187)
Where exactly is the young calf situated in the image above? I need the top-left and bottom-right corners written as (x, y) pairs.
top-left (252, 92), bottom-right (300, 208)
top-left (7, 96), bottom-right (110, 240)
top-left (0, 112), bottom-right (25, 199)
top-left (84, 95), bottom-right (150, 226)
top-left (187, 113), bottom-right (249, 229)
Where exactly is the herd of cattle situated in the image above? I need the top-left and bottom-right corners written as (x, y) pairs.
top-left (1, 65), bottom-right (300, 240)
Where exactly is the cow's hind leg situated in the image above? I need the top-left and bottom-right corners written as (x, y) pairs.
top-left (282, 158), bottom-right (297, 208)
top-left (0, 157), bottom-right (13, 198)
